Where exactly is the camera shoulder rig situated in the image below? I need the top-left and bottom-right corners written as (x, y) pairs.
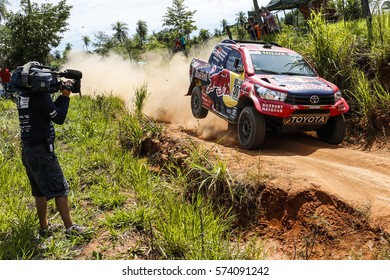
top-left (9, 61), bottom-right (82, 94)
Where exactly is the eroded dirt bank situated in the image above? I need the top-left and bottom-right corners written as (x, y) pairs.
top-left (143, 123), bottom-right (390, 259)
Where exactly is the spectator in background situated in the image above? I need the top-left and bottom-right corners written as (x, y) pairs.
top-left (174, 37), bottom-right (181, 52)
top-left (1, 67), bottom-right (11, 91)
top-left (179, 34), bottom-right (186, 51)
top-left (0, 66), bottom-right (3, 86)
top-left (246, 17), bottom-right (261, 40)
top-left (260, 8), bottom-right (280, 35)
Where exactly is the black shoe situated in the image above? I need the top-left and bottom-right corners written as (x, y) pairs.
top-left (39, 223), bottom-right (61, 238)
top-left (65, 224), bottom-right (86, 236)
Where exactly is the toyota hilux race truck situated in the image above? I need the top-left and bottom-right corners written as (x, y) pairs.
top-left (187, 39), bottom-right (349, 150)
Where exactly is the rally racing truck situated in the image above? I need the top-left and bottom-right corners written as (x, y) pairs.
top-left (186, 39), bottom-right (349, 150)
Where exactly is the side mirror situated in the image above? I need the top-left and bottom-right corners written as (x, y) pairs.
top-left (236, 66), bottom-right (244, 73)
top-left (234, 58), bottom-right (244, 73)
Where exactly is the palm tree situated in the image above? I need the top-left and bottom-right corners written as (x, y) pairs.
top-left (62, 43), bottom-right (72, 60)
top-left (112, 21), bottom-right (128, 43)
top-left (0, 0), bottom-right (10, 23)
top-left (82, 35), bottom-right (90, 52)
top-left (220, 19), bottom-right (228, 34)
top-left (235, 11), bottom-right (247, 39)
top-left (213, 28), bottom-right (222, 37)
top-left (65, 43), bottom-right (72, 52)
top-left (198, 29), bottom-right (211, 43)
top-left (235, 11), bottom-right (247, 29)
top-left (135, 20), bottom-right (148, 47)
top-left (220, 19), bottom-right (228, 29)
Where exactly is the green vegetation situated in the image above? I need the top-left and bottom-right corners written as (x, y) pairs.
top-left (0, 89), bottom-right (265, 260)
top-left (1, 1), bottom-right (389, 261)
top-left (277, 12), bottom-right (390, 142)
top-left (0, 0), bottom-right (71, 66)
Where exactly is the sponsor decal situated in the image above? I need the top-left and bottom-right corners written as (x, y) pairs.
top-left (17, 96), bottom-right (30, 109)
top-left (284, 115), bottom-right (328, 125)
top-left (213, 46), bottom-right (228, 58)
top-left (337, 103), bottom-right (346, 111)
top-left (259, 51), bottom-right (287, 56)
top-left (286, 83), bottom-right (330, 91)
top-left (192, 61), bottom-right (200, 68)
top-left (272, 77), bottom-right (331, 91)
top-left (232, 108), bottom-right (237, 118)
top-left (49, 110), bottom-right (58, 118)
top-left (273, 76), bottom-right (311, 83)
top-left (194, 70), bottom-right (208, 81)
top-left (212, 46), bottom-right (228, 64)
top-left (261, 103), bottom-right (283, 113)
top-left (231, 78), bottom-right (243, 100)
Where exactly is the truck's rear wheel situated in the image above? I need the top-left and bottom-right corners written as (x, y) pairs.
top-left (238, 107), bottom-right (265, 150)
top-left (191, 86), bottom-right (208, 119)
top-left (317, 114), bottom-right (346, 145)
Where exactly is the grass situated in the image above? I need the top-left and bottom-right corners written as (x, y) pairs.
top-left (2, 12), bottom-right (389, 258)
top-left (0, 89), bottom-right (266, 260)
top-left (277, 12), bottom-right (390, 142)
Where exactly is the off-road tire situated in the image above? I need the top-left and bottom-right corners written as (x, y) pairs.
top-left (191, 86), bottom-right (208, 119)
top-left (316, 114), bottom-right (346, 145)
top-left (238, 107), bottom-right (266, 150)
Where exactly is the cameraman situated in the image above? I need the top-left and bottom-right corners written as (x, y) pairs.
top-left (16, 79), bottom-right (84, 237)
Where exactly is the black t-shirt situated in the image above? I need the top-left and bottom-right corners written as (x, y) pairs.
top-left (16, 91), bottom-right (70, 145)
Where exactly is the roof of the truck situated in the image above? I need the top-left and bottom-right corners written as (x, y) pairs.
top-left (219, 39), bottom-right (296, 54)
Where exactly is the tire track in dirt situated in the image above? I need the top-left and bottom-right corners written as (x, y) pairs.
top-left (180, 128), bottom-right (390, 232)
top-left (146, 125), bottom-right (390, 258)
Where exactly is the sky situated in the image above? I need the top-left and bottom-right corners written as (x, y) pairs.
top-left (8, 0), bottom-right (270, 51)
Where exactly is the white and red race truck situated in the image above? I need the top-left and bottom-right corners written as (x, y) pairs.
top-left (187, 39), bottom-right (349, 150)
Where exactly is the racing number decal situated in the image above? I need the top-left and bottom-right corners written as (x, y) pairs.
top-left (231, 78), bottom-right (243, 100)
top-left (222, 71), bottom-right (244, 108)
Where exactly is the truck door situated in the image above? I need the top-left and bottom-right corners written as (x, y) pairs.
top-left (217, 49), bottom-right (245, 108)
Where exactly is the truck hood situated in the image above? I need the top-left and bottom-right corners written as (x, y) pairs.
top-left (254, 75), bottom-right (335, 95)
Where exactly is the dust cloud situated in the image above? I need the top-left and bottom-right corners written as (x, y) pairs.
top-left (63, 39), bottom-right (229, 139)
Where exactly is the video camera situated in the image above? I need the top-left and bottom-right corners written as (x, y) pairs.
top-left (9, 61), bottom-right (82, 94)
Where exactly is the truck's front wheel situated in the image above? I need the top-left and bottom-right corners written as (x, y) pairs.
top-left (191, 86), bottom-right (208, 119)
top-left (238, 107), bottom-right (266, 150)
top-left (316, 114), bottom-right (346, 145)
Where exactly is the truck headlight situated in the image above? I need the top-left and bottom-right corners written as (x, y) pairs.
top-left (255, 85), bottom-right (287, 102)
top-left (334, 90), bottom-right (342, 102)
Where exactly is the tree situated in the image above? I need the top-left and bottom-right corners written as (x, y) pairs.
top-left (213, 28), bottom-right (222, 37)
top-left (62, 42), bottom-right (72, 61)
top-left (0, 0), bottom-right (9, 23)
top-left (235, 11), bottom-right (247, 29)
top-left (1, 0), bottom-right (71, 67)
top-left (198, 29), bottom-right (211, 43)
top-left (220, 19), bottom-right (228, 35)
top-left (92, 31), bottom-right (115, 57)
top-left (252, 0), bottom-right (262, 25)
top-left (235, 11), bottom-right (247, 39)
top-left (112, 21), bottom-right (128, 43)
top-left (135, 20), bottom-right (148, 47)
top-left (360, 0), bottom-right (372, 41)
top-left (220, 19), bottom-right (228, 29)
top-left (162, 0), bottom-right (197, 40)
top-left (82, 35), bottom-right (90, 52)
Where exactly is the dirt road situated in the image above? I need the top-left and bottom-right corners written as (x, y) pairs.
top-left (253, 134), bottom-right (389, 230)
top-left (175, 121), bottom-right (390, 232)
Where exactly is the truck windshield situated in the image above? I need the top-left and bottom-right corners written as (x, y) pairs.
top-left (250, 51), bottom-right (316, 77)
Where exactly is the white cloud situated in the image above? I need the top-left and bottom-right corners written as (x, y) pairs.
top-left (8, 0), bottom-right (271, 50)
